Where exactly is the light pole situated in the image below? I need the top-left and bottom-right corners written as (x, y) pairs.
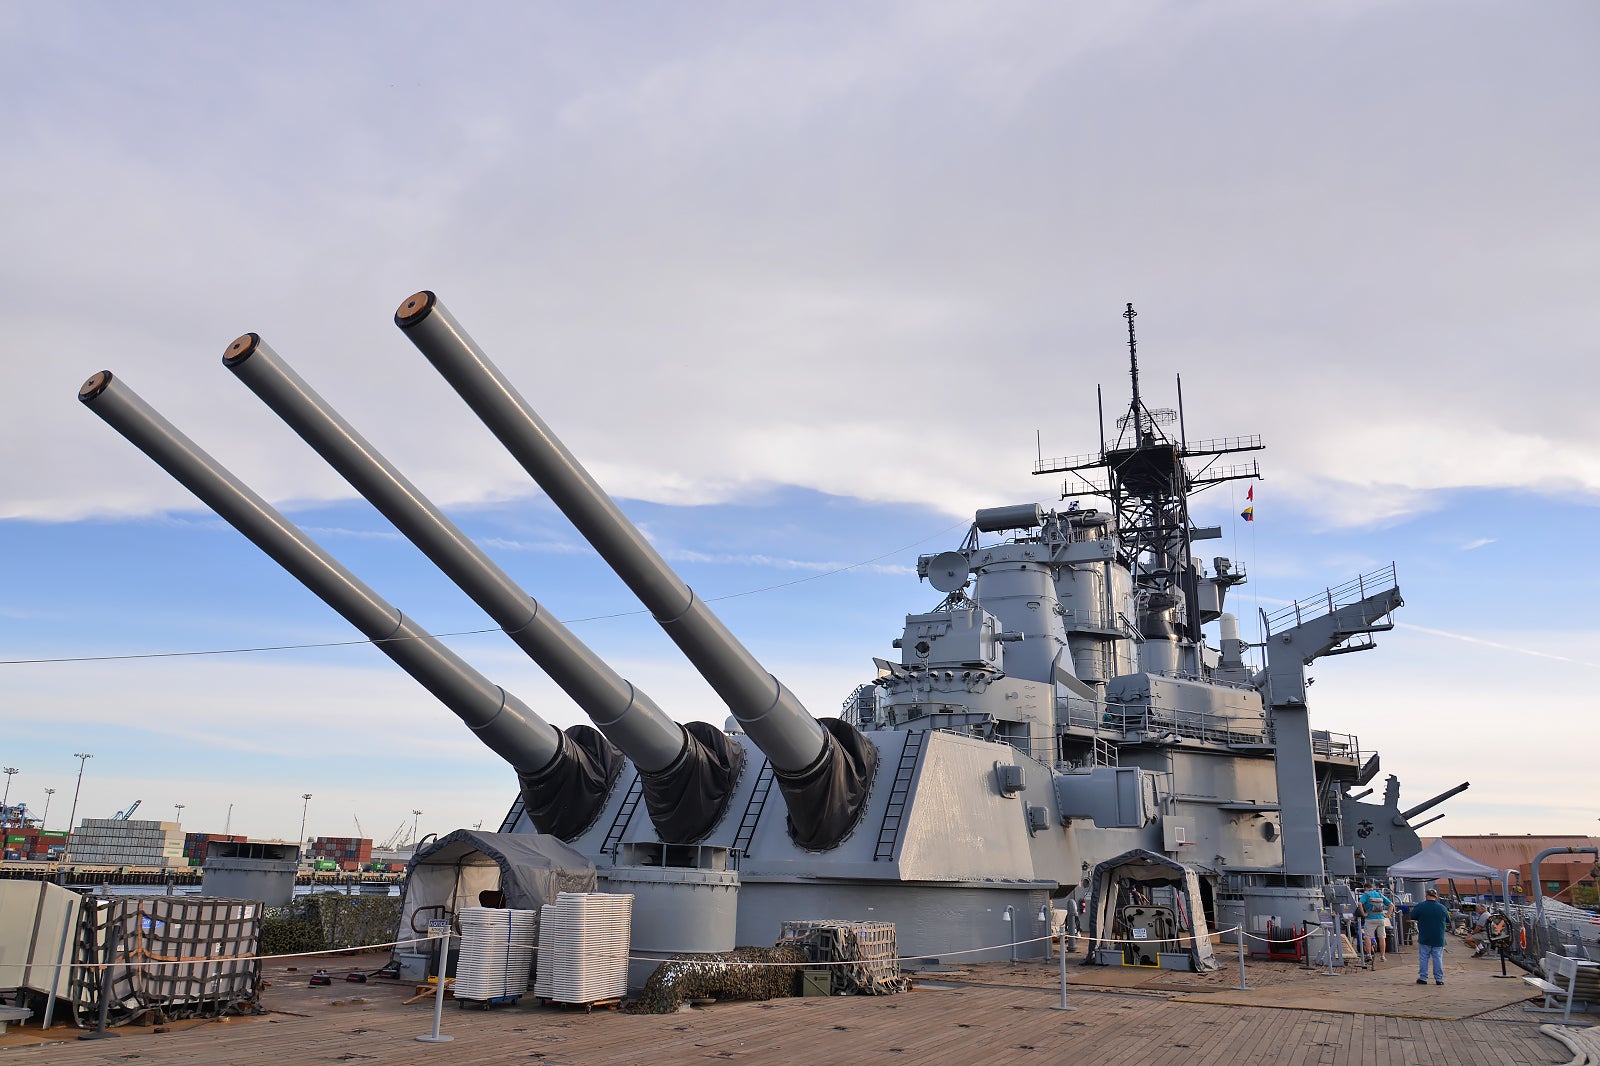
top-left (1, 767), bottom-right (17, 828)
top-left (412, 809), bottom-right (423, 847)
top-left (42, 788), bottom-right (56, 829)
top-left (298, 794), bottom-right (313, 862)
top-left (173, 803), bottom-right (185, 824)
top-left (64, 753), bottom-right (93, 865)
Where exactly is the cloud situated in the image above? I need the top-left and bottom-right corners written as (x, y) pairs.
top-left (1458, 538), bottom-right (1495, 551)
top-left (4, 4), bottom-right (1597, 531)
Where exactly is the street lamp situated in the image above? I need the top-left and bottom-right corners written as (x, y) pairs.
top-left (173, 803), bottom-right (185, 824)
top-left (298, 794), bottom-right (313, 862)
top-left (42, 788), bottom-right (56, 829)
top-left (412, 809), bottom-right (423, 847)
top-left (1, 768), bottom-right (17, 828)
top-left (64, 753), bottom-right (93, 865)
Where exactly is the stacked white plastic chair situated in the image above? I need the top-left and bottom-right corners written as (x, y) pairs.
top-left (534, 892), bottom-right (634, 1004)
top-left (452, 906), bottom-right (540, 1002)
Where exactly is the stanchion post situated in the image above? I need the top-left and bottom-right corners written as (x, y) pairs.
top-left (1234, 926), bottom-right (1251, 991)
top-left (1050, 932), bottom-right (1075, 1011)
top-left (416, 923), bottom-right (454, 1044)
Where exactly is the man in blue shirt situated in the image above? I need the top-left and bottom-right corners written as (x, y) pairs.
top-left (1411, 887), bottom-right (1450, 984)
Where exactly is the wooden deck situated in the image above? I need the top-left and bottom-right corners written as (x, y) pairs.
top-left (1, 942), bottom-right (1590, 1065)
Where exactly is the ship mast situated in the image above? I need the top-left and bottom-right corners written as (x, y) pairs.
top-left (1035, 304), bottom-right (1262, 644)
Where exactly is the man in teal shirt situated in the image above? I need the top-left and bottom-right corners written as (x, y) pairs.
top-left (1411, 887), bottom-right (1450, 984)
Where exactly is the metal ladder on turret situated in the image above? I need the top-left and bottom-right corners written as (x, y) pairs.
top-left (600, 774), bottom-right (646, 856)
top-left (731, 760), bottom-right (776, 856)
top-left (497, 793), bottom-right (525, 833)
top-left (874, 730), bottom-right (927, 861)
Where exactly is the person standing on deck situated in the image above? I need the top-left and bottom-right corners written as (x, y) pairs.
top-left (1359, 883), bottom-right (1393, 962)
top-left (1412, 887), bottom-right (1450, 985)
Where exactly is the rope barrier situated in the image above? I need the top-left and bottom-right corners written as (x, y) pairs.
top-left (36, 927), bottom-right (1252, 974)
top-left (50, 924), bottom-right (1326, 976)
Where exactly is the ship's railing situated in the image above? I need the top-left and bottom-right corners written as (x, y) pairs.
top-left (1503, 899), bottom-right (1600, 973)
top-left (1188, 460), bottom-right (1261, 485)
top-left (1146, 667), bottom-right (1258, 692)
top-left (1184, 434), bottom-right (1263, 456)
top-left (1262, 563), bottom-right (1399, 634)
top-left (1084, 701), bottom-right (1270, 748)
top-left (1059, 604), bottom-right (1122, 631)
top-left (1310, 729), bottom-right (1360, 760)
top-left (1033, 450), bottom-right (1104, 475)
top-left (842, 683), bottom-right (878, 728)
top-left (923, 727), bottom-right (1058, 767)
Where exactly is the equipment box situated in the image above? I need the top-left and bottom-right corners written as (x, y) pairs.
top-left (801, 969), bottom-right (832, 997)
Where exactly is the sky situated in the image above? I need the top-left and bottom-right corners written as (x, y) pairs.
top-left (2, 1), bottom-right (1597, 848)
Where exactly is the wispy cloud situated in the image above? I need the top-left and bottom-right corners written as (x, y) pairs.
top-left (481, 537), bottom-right (589, 556)
top-left (1459, 537), bottom-right (1495, 551)
top-left (1397, 622), bottom-right (1600, 669)
top-left (301, 526), bottom-right (405, 542)
top-left (665, 548), bottom-right (912, 576)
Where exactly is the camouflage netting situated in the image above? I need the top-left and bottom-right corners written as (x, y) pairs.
top-left (261, 894), bottom-right (402, 957)
top-left (626, 945), bottom-right (807, 1014)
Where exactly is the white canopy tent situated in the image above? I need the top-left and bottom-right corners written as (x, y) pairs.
top-left (1387, 839), bottom-right (1501, 882)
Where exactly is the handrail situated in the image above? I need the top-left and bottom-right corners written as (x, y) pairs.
top-left (1262, 563), bottom-right (1399, 633)
top-left (1184, 434), bottom-right (1263, 455)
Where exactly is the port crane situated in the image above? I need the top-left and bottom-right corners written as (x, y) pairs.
top-left (112, 799), bottom-right (142, 821)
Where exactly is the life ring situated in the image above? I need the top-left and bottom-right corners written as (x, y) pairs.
top-left (1518, 926), bottom-right (1527, 950)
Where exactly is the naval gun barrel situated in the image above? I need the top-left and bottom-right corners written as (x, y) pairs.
top-left (1398, 781), bottom-right (1470, 824)
top-left (221, 334), bottom-right (742, 843)
top-left (78, 370), bottom-right (616, 840)
top-left (393, 291), bottom-right (876, 850)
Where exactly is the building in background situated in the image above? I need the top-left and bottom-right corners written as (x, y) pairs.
top-left (1420, 835), bottom-right (1600, 903)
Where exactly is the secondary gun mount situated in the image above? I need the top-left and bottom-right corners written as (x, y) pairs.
top-left (77, 370), bottom-right (617, 839)
top-left (394, 291), bottom-right (877, 851)
top-left (221, 334), bottom-right (742, 843)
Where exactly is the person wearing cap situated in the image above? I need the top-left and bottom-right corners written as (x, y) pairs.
top-left (1411, 887), bottom-right (1450, 985)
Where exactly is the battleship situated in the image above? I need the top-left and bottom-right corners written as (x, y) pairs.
top-left (78, 293), bottom-right (1453, 972)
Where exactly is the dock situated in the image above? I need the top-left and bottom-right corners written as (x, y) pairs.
top-left (0, 943), bottom-right (1589, 1064)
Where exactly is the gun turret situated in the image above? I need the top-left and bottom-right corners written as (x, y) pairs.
top-left (220, 334), bottom-right (742, 843)
top-left (78, 370), bottom-right (617, 839)
top-left (1396, 781), bottom-right (1469, 825)
top-left (394, 291), bottom-right (877, 851)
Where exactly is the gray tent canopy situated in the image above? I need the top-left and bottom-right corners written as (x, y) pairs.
top-left (1387, 839), bottom-right (1501, 881)
top-left (395, 830), bottom-right (596, 951)
top-left (1084, 847), bottom-right (1219, 972)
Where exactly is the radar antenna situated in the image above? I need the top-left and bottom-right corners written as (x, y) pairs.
top-left (1114, 304), bottom-right (1178, 440)
top-left (1033, 304), bottom-right (1263, 640)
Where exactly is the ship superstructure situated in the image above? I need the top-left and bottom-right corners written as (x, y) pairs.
top-left (81, 293), bottom-right (1455, 972)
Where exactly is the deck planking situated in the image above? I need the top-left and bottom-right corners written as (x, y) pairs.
top-left (0, 940), bottom-right (1585, 1065)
